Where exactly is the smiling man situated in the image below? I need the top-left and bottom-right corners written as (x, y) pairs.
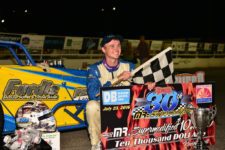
top-left (86, 34), bottom-right (135, 150)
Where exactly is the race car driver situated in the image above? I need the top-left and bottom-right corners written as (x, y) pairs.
top-left (86, 34), bottom-right (135, 150)
top-left (86, 35), bottom-right (155, 150)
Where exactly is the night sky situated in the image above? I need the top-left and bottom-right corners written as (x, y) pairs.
top-left (0, 0), bottom-right (225, 40)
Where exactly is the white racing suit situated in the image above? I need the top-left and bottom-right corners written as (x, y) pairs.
top-left (86, 59), bottom-right (134, 146)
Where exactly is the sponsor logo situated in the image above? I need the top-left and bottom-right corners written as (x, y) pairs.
top-left (3, 79), bottom-right (60, 100)
top-left (132, 90), bottom-right (188, 119)
top-left (17, 117), bottom-right (30, 123)
top-left (196, 84), bottom-right (212, 103)
top-left (155, 87), bottom-right (172, 94)
top-left (73, 88), bottom-right (88, 100)
top-left (175, 71), bottom-right (205, 83)
top-left (102, 89), bottom-right (130, 106)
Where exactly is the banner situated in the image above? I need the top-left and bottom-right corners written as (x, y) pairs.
top-left (217, 43), bottom-right (224, 52)
top-left (21, 34), bottom-right (45, 50)
top-left (172, 41), bottom-right (186, 51)
top-left (100, 83), bottom-right (215, 149)
top-left (187, 42), bottom-right (198, 52)
top-left (204, 43), bottom-right (212, 51)
top-left (128, 39), bottom-right (139, 49)
top-left (162, 41), bottom-right (172, 50)
top-left (63, 37), bottom-right (83, 50)
top-left (44, 36), bottom-right (65, 50)
top-left (150, 40), bottom-right (163, 51)
top-left (0, 33), bottom-right (21, 42)
top-left (79, 38), bottom-right (99, 54)
top-left (175, 71), bottom-right (205, 83)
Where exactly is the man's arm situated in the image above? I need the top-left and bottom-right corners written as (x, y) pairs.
top-left (87, 67), bottom-right (102, 100)
top-left (87, 65), bottom-right (115, 100)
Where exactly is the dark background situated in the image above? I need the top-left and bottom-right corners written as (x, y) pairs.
top-left (0, 0), bottom-right (225, 40)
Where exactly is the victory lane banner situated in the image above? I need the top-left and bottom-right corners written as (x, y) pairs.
top-left (100, 83), bottom-right (216, 150)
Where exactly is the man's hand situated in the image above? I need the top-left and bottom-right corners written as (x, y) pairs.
top-left (117, 71), bottom-right (132, 81)
top-left (111, 71), bottom-right (132, 86)
top-left (145, 82), bottom-right (156, 91)
top-left (37, 62), bottom-right (50, 72)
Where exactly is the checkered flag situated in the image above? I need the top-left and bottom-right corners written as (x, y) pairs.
top-left (132, 47), bottom-right (174, 85)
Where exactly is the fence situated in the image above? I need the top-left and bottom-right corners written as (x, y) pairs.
top-left (0, 32), bottom-right (225, 69)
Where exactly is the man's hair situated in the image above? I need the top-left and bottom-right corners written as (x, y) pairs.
top-left (100, 34), bottom-right (123, 47)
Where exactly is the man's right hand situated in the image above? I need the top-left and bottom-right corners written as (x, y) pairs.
top-left (117, 71), bottom-right (132, 81)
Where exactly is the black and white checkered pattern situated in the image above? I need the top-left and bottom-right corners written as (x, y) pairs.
top-left (132, 47), bottom-right (174, 85)
top-left (132, 106), bottom-right (145, 116)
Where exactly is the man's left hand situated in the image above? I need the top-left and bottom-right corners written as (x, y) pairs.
top-left (145, 82), bottom-right (156, 91)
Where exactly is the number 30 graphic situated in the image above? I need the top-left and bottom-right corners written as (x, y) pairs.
top-left (145, 91), bottom-right (179, 114)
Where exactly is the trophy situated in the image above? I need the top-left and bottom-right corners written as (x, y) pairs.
top-left (187, 105), bottom-right (217, 150)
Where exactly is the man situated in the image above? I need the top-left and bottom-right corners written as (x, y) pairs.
top-left (86, 34), bottom-right (135, 150)
top-left (86, 34), bottom-right (156, 150)
top-left (135, 35), bottom-right (149, 64)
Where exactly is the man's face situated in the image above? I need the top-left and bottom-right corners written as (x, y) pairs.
top-left (102, 39), bottom-right (121, 60)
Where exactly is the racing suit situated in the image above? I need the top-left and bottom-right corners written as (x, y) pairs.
top-left (86, 59), bottom-right (134, 146)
